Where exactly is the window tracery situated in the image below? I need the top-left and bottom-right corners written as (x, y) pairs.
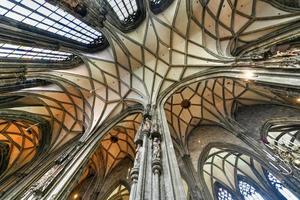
top-left (0, 43), bottom-right (75, 62)
top-left (214, 182), bottom-right (236, 200)
top-left (266, 171), bottom-right (299, 200)
top-left (217, 187), bottom-right (234, 200)
top-left (238, 179), bottom-right (265, 200)
top-left (106, 0), bottom-right (138, 22)
top-left (198, 144), bottom-right (289, 200)
top-left (0, 0), bottom-right (105, 48)
top-left (103, 0), bottom-right (145, 32)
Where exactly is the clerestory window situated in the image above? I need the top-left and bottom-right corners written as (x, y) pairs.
top-left (104, 0), bottom-right (145, 32)
top-left (0, 43), bottom-right (74, 62)
top-left (214, 182), bottom-right (237, 200)
top-left (106, 0), bottom-right (138, 22)
top-left (0, 0), bottom-right (107, 51)
top-left (150, 0), bottom-right (174, 14)
top-left (238, 179), bottom-right (265, 200)
top-left (266, 171), bottom-right (298, 200)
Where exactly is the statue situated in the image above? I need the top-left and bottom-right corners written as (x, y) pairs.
top-left (151, 122), bottom-right (159, 134)
top-left (152, 137), bottom-right (161, 160)
top-left (142, 118), bottom-right (152, 132)
top-left (133, 144), bottom-right (142, 168)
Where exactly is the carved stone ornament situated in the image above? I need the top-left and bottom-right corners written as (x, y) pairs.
top-left (21, 164), bottom-right (63, 200)
top-left (152, 137), bottom-right (161, 160)
top-left (133, 144), bottom-right (142, 169)
top-left (142, 118), bottom-right (152, 132)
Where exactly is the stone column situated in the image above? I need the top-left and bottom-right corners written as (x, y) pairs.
top-left (130, 112), bottom-right (152, 200)
top-left (180, 155), bottom-right (204, 200)
top-left (151, 120), bottom-right (162, 200)
top-left (129, 142), bottom-right (142, 200)
top-left (157, 103), bottom-right (186, 200)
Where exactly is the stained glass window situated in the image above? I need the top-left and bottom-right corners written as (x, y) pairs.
top-left (266, 172), bottom-right (299, 200)
top-left (151, 0), bottom-right (162, 5)
top-left (150, 0), bottom-right (174, 14)
top-left (217, 187), bottom-right (235, 200)
top-left (238, 180), bottom-right (265, 200)
top-left (106, 0), bottom-right (138, 22)
top-left (0, 43), bottom-right (75, 62)
top-left (0, 0), bottom-right (104, 46)
top-left (214, 182), bottom-right (236, 200)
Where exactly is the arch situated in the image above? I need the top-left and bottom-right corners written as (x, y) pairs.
top-left (197, 143), bottom-right (287, 200)
top-left (67, 108), bottom-right (144, 199)
top-left (0, 110), bottom-right (51, 180)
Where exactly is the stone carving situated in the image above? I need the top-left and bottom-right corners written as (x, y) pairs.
top-left (142, 118), bottom-right (152, 132)
top-left (151, 121), bottom-right (159, 134)
top-left (152, 137), bottom-right (161, 160)
top-left (21, 164), bottom-right (63, 200)
top-left (133, 144), bottom-right (142, 169)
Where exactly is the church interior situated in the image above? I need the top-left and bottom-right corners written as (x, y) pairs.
top-left (0, 0), bottom-right (299, 199)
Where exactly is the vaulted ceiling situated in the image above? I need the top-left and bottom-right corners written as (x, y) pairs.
top-left (0, 0), bottom-right (299, 184)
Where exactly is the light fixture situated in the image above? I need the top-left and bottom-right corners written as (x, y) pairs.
top-left (73, 193), bottom-right (79, 199)
top-left (296, 98), bottom-right (300, 103)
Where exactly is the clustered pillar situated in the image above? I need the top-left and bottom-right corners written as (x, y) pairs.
top-left (129, 106), bottom-right (162, 200)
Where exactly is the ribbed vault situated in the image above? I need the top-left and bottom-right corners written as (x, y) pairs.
top-left (164, 77), bottom-right (298, 150)
top-left (0, 0), bottom-right (299, 197)
top-left (68, 112), bottom-right (142, 199)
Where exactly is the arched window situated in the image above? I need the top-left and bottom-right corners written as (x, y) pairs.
top-left (104, 0), bottom-right (145, 32)
top-left (199, 144), bottom-right (279, 200)
top-left (265, 171), bottom-right (298, 200)
top-left (237, 176), bottom-right (265, 200)
top-left (0, 43), bottom-right (77, 63)
top-left (106, 0), bottom-right (138, 22)
top-left (150, 0), bottom-right (174, 14)
top-left (0, 0), bottom-right (108, 52)
top-left (214, 182), bottom-right (237, 200)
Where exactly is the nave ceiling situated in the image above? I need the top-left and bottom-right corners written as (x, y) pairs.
top-left (0, 0), bottom-right (299, 193)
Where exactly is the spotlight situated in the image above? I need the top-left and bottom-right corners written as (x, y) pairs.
top-left (73, 193), bottom-right (79, 199)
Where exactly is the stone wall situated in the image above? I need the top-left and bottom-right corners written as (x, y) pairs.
top-left (187, 125), bottom-right (250, 171)
top-left (235, 104), bottom-right (300, 140)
